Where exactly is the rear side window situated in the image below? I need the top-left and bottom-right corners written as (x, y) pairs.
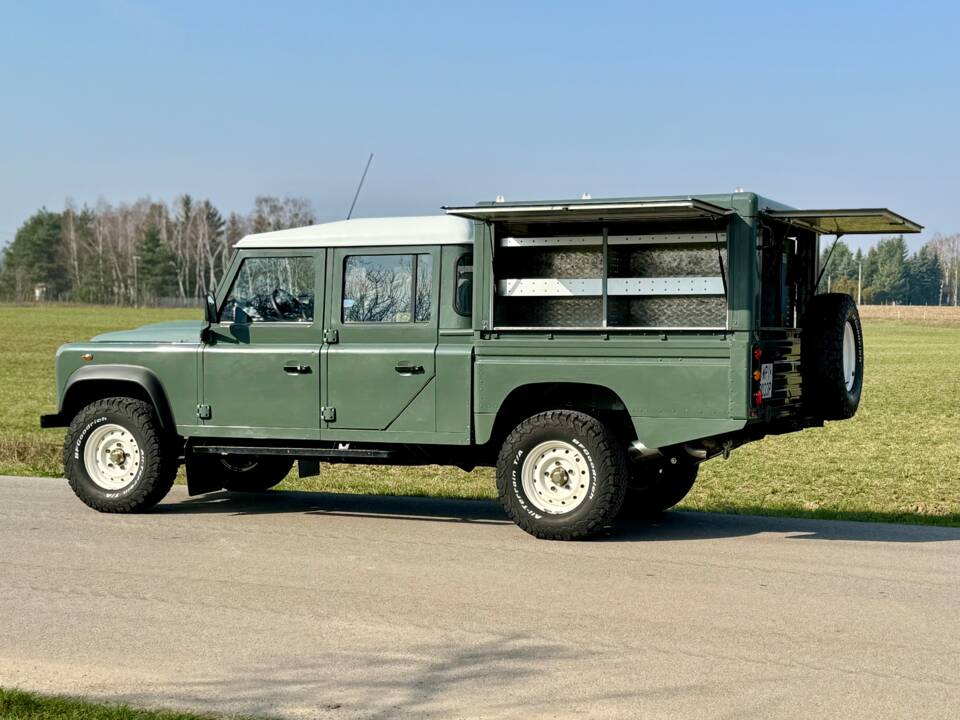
top-left (455, 253), bottom-right (473, 316)
top-left (343, 253), bottom-right (432, 323)
top-left (220, 256), bottom-right (315, 322)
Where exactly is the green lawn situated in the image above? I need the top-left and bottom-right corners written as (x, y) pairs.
top-left (2, 303), bottom-right (957, 526)
top-left (0, 688), bottom-right (261, 720)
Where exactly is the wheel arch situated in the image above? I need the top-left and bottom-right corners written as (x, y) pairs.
top-left (479, 382), bottom-right (636, 450)
top-left (58, 365), bottom-right (177, 430)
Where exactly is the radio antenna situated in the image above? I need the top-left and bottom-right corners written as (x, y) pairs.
top-left (346, 152), bottom-right (374, 220)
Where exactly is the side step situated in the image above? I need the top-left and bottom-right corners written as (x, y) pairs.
top-left (191, 445), bottom-right (396, 462)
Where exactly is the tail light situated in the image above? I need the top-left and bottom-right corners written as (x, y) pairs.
top-left (751, 344), bottom-right (763, 410)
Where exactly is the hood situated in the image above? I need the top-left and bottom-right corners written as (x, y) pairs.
top-left (91, 320), bottom-right (204, 344)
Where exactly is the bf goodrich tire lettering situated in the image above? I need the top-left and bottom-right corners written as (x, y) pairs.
top-left (64, 397), bottom-right (177, 513)
top-left (497, 410), bottom-right (627, 540)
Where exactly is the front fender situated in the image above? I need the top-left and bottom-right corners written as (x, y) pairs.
top-left (46, 364), bottom-right (177, 430)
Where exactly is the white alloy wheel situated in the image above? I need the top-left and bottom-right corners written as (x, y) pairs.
top-left (842, 320), bottom-right (857, 391)
top-left (521, 440), bottom-right (591, 514)
top-left (83, 423), bottom-right (142, 491)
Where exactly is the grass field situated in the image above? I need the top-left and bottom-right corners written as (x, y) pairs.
top-left (2, 303), bottom-right (958, 526)
top-left (0, 688), bottom-right (260, 720)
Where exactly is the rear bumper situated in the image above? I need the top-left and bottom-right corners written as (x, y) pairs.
top-left (39, 413), bottom-right (66, 429)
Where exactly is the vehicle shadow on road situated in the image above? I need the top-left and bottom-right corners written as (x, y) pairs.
top-left (158, 489), bottom-right (511, 526)
top-left (157, 489), bottom-right (960, 544)
top-left (607, 509), bottom-right (960, 544)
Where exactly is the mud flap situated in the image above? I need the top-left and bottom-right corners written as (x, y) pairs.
top-left (185, 454), bottom-right (225, 496)
top-left (298, 459), bottom-right (320, 479)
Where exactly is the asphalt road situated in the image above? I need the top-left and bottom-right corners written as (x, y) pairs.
top-left (1, 475), bottom-right (958, 719)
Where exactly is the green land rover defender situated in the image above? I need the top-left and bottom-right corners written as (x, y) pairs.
top-left (41, 193), bottom-right (922, 539)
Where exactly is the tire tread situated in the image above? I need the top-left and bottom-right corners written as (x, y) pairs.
top-left (496, 410), bottom-right (627, 540)
top-left (64, 397), bottom-right (177, 513)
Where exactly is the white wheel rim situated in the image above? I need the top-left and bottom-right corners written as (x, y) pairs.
top-left (521, 440), bottom-right (591, 515)
top-left (842, 320), bottom-right (857, 391)
top-left (83, 423), bottom-right (142, 491)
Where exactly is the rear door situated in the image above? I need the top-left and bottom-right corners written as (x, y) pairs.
top-left (325, 246), bottom-right (438, 431)
top-left (201, 249), bottom-right (324, 438)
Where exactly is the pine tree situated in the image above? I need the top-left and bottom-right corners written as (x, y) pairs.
top-left (0, 210), bottom-right (65, 300)
top-left (869, 236), bottom-right (909, 304)
top-left (905, 245), bottom-right (943, 305)
top-left (137, 225), bottom-right (177, 301)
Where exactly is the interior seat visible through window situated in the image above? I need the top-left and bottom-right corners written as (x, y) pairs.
top-left (220, 256), bottom-right (315, 323)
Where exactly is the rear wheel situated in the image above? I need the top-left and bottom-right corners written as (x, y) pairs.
top-left (196, 455), bottom-right (294, 492)
top-left (64, 397), bottom-right (177, 513)
top-left (496, 410), bottom-right (627, 540)
top-left (618, 456), bottom-right (699, 518)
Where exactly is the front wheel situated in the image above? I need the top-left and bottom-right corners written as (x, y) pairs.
top-left (496, 410), bottom-right (628, 540)
top-left (64, 397), bottom-right (177, 513)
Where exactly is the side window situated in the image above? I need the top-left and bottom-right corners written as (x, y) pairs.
top-left (454, 253), bottom-right (473, 316)
top-left (415, 254), bottom-right (433, 322)
top-left (343, 253), bottom-right (432, 323)
top-left (220, 256), bottom-right (315, 323)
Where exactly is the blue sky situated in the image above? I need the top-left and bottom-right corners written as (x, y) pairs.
top-left (1, 0), bottom-right (957, 251)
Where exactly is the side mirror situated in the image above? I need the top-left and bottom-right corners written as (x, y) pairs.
top-left (204, 292), bottom-right (218, 324)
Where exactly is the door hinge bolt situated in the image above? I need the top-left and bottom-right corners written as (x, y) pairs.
top-left (323, 329), bottom-right (339, 344)
top-left (321, 407), bottom-right (337, 422)
top-left (196, 404), bottom-right (212, 420)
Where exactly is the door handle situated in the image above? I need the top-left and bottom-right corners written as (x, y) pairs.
top-left (394, 361), bottom-right (424, 375)
top-left (283, 363), bottom-right (312, 374)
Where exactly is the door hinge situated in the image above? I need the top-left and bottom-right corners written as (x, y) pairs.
top-left (196, 404), bottom-right (212, 420)
top-left (323, 329), bottom-right (339, 344)
top-left (321, 406), bottom-right (337, 422)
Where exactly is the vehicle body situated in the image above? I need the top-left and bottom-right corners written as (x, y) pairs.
top-left (42, 192), bottom-right (922, 538)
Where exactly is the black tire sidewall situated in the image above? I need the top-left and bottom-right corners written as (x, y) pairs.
top-left (497, 410), bottom-right (626, 539)
top-left (838, 309), bottom-right (864, 414)
top-left (220, 456), bottom-right (293, 491)
top-left (623, 458), bottom-right (699, 515)
top-left (804, 293), bottom-right (864, 420)
top-left (67, 406), bottom-right (151, 503)
top-left (505, 422), bottom-right (602, 528)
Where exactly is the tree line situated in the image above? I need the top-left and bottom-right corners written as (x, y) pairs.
top-left (0, 196), bottom-right (315, 305)
top-left (2, 197), bottom-right (959, 307)
top-left (819, 234), bottom-right (959, 306)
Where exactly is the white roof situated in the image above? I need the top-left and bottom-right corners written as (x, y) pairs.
top-left (234, 215), bottom-right (474, 249)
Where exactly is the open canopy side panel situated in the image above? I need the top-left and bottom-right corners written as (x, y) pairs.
top-left (762, 208), bottom-right (922, 235)
top-left (444, 198), bottom-right (733, 224)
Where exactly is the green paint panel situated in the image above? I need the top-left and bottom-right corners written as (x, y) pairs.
top-left (202, 336), bottom-right (321, 436)
top-left (55, 342), bottom-right (200, 430)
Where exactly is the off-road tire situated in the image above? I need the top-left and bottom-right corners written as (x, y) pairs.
top-left (64, 397), bottom-right (177, 513)
top-left (803, 293), bottom-right (864, 420)
top-left (618, 457), bottom-right (699, 518)
top-left (496, 410), bottom-right (628, 540)
top-left (218, 456), bottom-right (294, 492)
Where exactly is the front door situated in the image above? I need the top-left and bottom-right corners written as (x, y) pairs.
top-left (201, 250), bottom-right (324, 438)
top-left (325, 246), bottom-right (438, 432)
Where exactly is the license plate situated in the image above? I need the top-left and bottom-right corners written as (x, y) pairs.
top-left (760, 363), bottom-right (773, 399)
